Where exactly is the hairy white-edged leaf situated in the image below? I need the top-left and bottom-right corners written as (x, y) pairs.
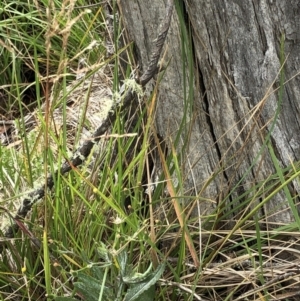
top-left (74, 271), bottom-right (112, 301)
top-left (96, 242), bottom-right (112, 264)
top-left (117, 250), bottom-right (128, 276)
top-left (91, 265), bottom-right (105, 281)
top-left (135, 284), bottom-right (155, 301)
top-left (124, 263), bottom-right (165, 301)
top-left (123, 262), bottom-right (153, 284)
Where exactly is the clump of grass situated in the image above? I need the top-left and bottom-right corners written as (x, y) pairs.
top-left (0, 1), bottom-right (167, 300)
top-left (1, 1), bottom-right (300, 301)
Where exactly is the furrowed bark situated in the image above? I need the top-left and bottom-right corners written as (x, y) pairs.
top-left (120, 0), bottom-right (300, 227)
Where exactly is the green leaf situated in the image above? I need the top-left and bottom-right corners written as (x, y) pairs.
top-left (134, 284), bottom-right (155, 301)
top-left (54, 297), bottom-right (78, 301)
top-left (124, 263), bottom-right (165, 301)
top-left (96, 242), bottom-right (112, 264)
top-left (91, 265), bottom-right (105, 282)
top-left (123, 262), bottom-right (153, 284)
top-left (74, 271), bottom-right (111, 301)
top-left (117, 250), bottom-right (128, 277)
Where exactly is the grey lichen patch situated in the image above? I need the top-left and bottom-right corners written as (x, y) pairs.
top-left (96, 96), bottom-right (114, 122)
top-left (115, 77), bottom-right (144, 104)
top-left (123, 78), bottom-right (144, 98)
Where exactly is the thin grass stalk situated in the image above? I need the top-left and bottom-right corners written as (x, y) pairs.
top-left (153, 131), bottom-right (199, 267)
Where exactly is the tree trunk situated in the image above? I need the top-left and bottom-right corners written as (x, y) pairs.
top-left (118, 0), bottom-right (300, 227)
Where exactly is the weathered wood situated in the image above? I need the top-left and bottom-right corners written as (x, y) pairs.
top-left (119, 0), bottom-right (300, 225)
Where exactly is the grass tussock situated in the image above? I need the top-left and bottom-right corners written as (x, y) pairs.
top-left (0, 1), bottom-right (300, 301)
